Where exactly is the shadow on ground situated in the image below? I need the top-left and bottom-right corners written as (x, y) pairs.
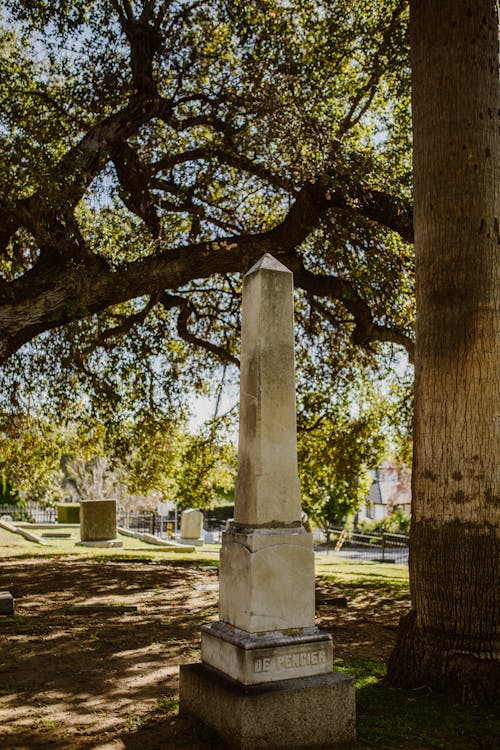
top-left (5, 556), bottom-right (493, 749)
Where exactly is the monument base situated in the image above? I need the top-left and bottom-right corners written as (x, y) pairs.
top-left (179, 662), bottom-right (356, 750)
top-left (201, 621), bottom-right (333, 685)
top-left (75, 539), bottom-right (123, 548)
top-left (179, 537), bottom-right (204, 546)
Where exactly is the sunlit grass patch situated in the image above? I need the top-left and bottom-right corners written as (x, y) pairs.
top-left (332, 655), bottom-right (498, 749)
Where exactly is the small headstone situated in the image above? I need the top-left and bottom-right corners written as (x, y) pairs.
top-left (0, 591), bottom-right (14, 615)
top-left (180, 509), bottom-right (203, 542)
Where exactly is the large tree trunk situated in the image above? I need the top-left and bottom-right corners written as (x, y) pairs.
top-left (387, 0), bottom-right (500, 702)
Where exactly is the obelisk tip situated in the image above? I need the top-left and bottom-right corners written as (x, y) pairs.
top-left (245, 253), bottom-right (292, 277)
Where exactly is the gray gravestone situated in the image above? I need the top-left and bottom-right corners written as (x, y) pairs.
top-left (76, 499), bottom-right (122, 548)
top-left (179, 255), bottom-right (356, 749)
top-left (0, 591), bottom-right (14, 615)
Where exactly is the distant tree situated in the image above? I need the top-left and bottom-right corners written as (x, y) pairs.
top-left (0, 408), bottom-right (185, 504)
top-left (297, 385), bottom-right (388, 528)
top-left (0, 473), bottom-right (23, 506)
top-left (173, 415), bottom-right (237, 510)
top-left (0, 411), bottom-right (65, 502)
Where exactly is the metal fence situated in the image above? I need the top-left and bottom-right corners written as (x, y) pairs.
top-left (116, 511), bottom-right (169, 536)
top-left (0, 504), bottom-right (409, 562)
top-left (318, 526), bottom-right (409, 564)
top-left (0, 503), bottom-right (57, 523)
top-left (116, 510), bottom-right (226, 542)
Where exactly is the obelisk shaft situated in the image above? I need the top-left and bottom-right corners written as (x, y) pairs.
top-left (234, 254), bottom-right (302, 527)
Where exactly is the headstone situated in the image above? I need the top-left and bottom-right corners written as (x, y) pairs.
top-left (76, 499), bottom-right (122, 548)
top-left (0, 591), bottom-right (14, 615)
top-left (179, 255), bottom-right (356, 749)
top-left (180, 508), bottom-right (203, 544)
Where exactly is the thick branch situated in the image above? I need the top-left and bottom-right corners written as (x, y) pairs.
top-left (292, 263), bottom-right (415, 361)
top-left (0, 178), bottom-right (414, 362)
top-left (113, 142), bottom-right (161, 237)
top-left (159, 293), bottom-right (239, 367)
top-left (153, 147), bottom-right (296, 193)
top-left (80, 296), bottom-right (159, 355)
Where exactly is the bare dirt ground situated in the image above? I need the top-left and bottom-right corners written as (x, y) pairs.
top-left (0, 556), bottom-right (408, 750)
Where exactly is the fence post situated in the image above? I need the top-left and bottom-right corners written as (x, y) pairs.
top-left (381, 527), bottom-right (386, 561)
top-left (151, 512), bottom-right (156, 536)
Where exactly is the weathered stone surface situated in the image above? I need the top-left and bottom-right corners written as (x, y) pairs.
top-left (80, 499), bottom-right (117, 542)
top-left (0, 519), bottom-right (50, 545)
top-left (0, 591), bottom-right (14, 615)
top-left (201, 622), bottom-right (332, 685)
top-left (179, 255), bottom-right (356, 749)
top-left (180, 508), bottom-right (204, 540)
top-left (179, 663), bottom-right (356, 750)
top-left (234, 254), bottom-right (302, 527)
top-left (117, 527), bottom-right (196, 551)
top-left (218, 527), bottom-right (315, 633)
top-left (75, 539), bottom-right (123, 548)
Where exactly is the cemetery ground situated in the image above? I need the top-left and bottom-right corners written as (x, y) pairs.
top-left (0, 530), bottom-right (497, 750)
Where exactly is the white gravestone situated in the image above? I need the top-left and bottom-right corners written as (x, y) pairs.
top-left (180, 508), bottom-right (204, 543)
top-left (180, 255), bottom-right (356, 749)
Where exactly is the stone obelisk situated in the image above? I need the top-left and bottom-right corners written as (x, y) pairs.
top-left (179, 255), bottom-right (355, 750)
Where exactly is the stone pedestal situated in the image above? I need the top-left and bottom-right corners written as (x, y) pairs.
top-left (201, 622), bottom-right (333, 685)
top-left (77, 499), bottom-right (122, 547)
top-left (218, 526), bottom-right (315, 633)
top-left (179, 663), bottom-right (356, 750)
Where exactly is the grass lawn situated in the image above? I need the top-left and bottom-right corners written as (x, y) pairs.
top-left (0, 530), bottom-right (497, 749)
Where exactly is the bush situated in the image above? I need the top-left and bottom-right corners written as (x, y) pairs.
top-left (0, 474), bottom-right (23, 506)
top-left (357, 509), bottom-right (411, 536)
top-left (56, 503), bottom-right (80, 524)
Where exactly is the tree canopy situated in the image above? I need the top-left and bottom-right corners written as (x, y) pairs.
top-left (0, 0), bottom-right (414, 416)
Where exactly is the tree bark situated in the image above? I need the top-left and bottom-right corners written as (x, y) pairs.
top-left (387, 0), bottom-right (500, 702)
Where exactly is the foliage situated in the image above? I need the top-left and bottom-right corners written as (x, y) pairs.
top-left (0, 407), bottom-right (188, 505)
top-left (0, 0), bottom-right (417, 527)
top-left (356, 507), bottom-right (411, 535)
top-left (0, 472), bottom-right (23, 506)
top-left (0, 0), bottom-right (414, 433)
top-left (173, 413), bottom-right (237, 510)
top-left (0, 398), bottom-right (240, 510)
top-left (0, 411), bottom-right (65, 503)
top-left (297, 380), bottom-right (390, 527)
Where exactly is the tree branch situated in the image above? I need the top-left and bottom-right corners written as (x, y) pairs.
top-left (292, 264), bottom-right (415, 361)
top-left (158, 292), bottom-right (239, 367)
top-left (80, 296), bottom-right (159, 355)
top-left (0, 178), bottom-right (414, 362)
